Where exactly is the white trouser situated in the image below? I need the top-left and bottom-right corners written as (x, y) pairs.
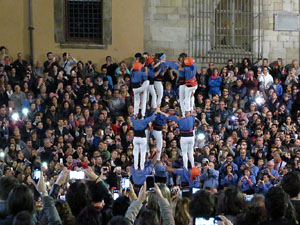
top-left (190, 88), bottom-right (196, 111)
top-left (179, 85), bottom-right (186, 117)
top-left (180, 136), bottom-right (195, 169)
top-left (154, 81), bottom-right (163, 106)
top-left (133, 137), bottom-right (147, 170)
top-left (184, 85), bottom-right (197, 113)
top-left (133, 80), bottom-right (149, 116)
top-left (152, 129), bottom-right (162, 159)
top-left (147, 84), bottom-right (157, 109)
top-left (145, 129), bottom-right (150, 153)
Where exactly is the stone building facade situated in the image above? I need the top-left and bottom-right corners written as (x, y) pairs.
top-left (144, 0), bottom-right (300, 66)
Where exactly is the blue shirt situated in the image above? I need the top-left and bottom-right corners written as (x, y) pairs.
top-left (130, 114), bottom-right (156, 130)
top-left (221, 174), bottom-right (238, 186)
top-left (168, 115), bottom-right (195, 132)
top-left (201, 168), bottom-right (219, 189)
top-left (131, 70), bottom-right (147, 83)
top-left (100, 75), bottom-right (113, 87)
top-left (235, 156), bottom-right (248, 169)
top-left (208, 76), bottom-right (222, 95)
top-left (238, 175), bottom-right (256, 192)
top-left (154, 61), bottom-right (169, 77)
top-left (164, 61), bottom-right (179, 70)
top-left (174, 167), bottom-right (201, 188)
top-left (249, 165), bottom-right (259, 178)
top-left (130, 164), bottom-right (154, 185)
top-left (219, 162), bottom-right (238, 177)
top-left (255, 182), bottom-right (273, 195)
top-left (93, 135), bottom-right (102, 149)
top-left (147, 66), bottom-right (155, 79)
top-left (164, 61), bottom-right (186, 79)
top-left (154, 112), bottom-right (168, 126)
top-left (184, 64), bottom-right (197, 81)
top-left (270, 169), bottom-right (279, 178)
top-left (270, 169), bottom-right (280, 184)
top-left (160, 60), bottom-right (174, 73)
top-left (163, 89), bottom-right (177, 98)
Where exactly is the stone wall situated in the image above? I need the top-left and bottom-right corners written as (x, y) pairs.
top-left (262, 0), bottom-right (300, 65)
top-left (144, 0), bottom-right (300, 65)
top-left (144, 0), bottom-right (189, 60)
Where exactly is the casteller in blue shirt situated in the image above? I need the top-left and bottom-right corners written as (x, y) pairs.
top-left (172, 167), bottom-right (201, 188)
top-left (130, 164), bottom-right (153, 186)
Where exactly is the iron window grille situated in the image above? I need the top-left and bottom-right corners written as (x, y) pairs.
top-left (65, 0), bottom-right (103, 43)
top-left (188, 0), bottom-right (263, 64)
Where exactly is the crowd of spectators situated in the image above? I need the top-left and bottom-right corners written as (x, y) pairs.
top-left (1, 45), bottom-right (300, 224)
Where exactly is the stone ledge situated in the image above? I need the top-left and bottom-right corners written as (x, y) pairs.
top-left (60, 43), bottom-right (107, 49)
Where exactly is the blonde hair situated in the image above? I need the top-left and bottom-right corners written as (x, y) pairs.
top-left (174, 197), bottom-right (190, 225)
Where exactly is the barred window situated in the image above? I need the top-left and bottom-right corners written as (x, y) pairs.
top-left (65, 0), bottom-right (103, 43)
top-left (215, 0), bottom-right (253, 50)
top-left (188, 0), bottom-right (263, 64)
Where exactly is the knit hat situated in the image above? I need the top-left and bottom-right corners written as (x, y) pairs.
top-left (184, 57), bottom-right (194, 66)
top-left (146, 57), bottom-right (155, 66)
top-left (132, 62), bottom-right (143, 71)
top-left (190, 167), bottom-right (200, 181)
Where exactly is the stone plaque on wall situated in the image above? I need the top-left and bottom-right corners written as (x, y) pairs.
top-left (274, 13), bottom-right (300, 31)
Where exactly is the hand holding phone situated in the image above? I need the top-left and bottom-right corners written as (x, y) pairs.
top-left (192, 187), bottom-right (200, 194)
top-left (194, 217), bottom-right (219, 225)
top-left (69, 170), bottom-right (85, 180)
top-left (137, 182), bottom-right (147, 203)
top-left (245, 195), bottom-right (254, 202)
top-left (146, 175), bottom-right (155, 192)
top-left (33, 169), bottom-right (41, 181)
top-left (122, 176), bottom-right (130, 190)
top-left (113, 190), bottom-right (120, 200)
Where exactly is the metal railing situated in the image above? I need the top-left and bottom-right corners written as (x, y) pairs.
top-left (188, 0), bottom-right (263, 65)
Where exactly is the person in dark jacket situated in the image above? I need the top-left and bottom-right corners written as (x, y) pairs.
top-left (261, 187), bottom-right (298, 225)
top-left (0, 171), bottom-right (62, 225)
top-left (65, 167), bottom-right (114, 224)
top-left (281, 171), bottom-right (300, 222)
top-left (0, 177), bottom-right (19, 219)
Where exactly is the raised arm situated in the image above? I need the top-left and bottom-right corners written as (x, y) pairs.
top-left (165, 165), bottom-right (176, 173)
top-left (168, 115), bottom-right (179, 124)
top-left (159, 111), bottom-right (169, 118)
top-left (152, 149), bottom-right (160, 165)
top-left (154, 184), bottom-right (175, 225)
top-left (130, 114), bottom-right (136, 123)
top-left (125, 183), bottom-right (147, 225)
top-left (164, 61), bottom-right (179, 70)
top-left (144, 113), bottom-right (156, 123)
